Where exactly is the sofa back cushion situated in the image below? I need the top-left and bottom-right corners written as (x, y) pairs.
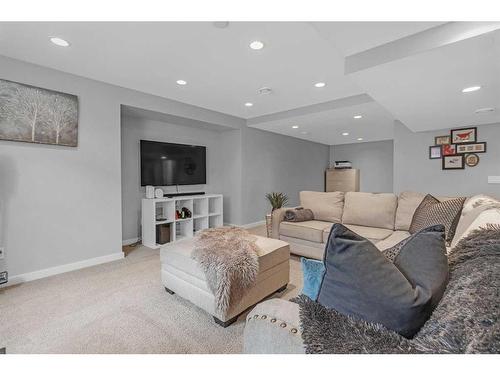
top-left (342, 192), bottom-right (398, 230)
top-left (451, 206), bottom-right (500, 249)
top-left (299, 191), bottom-right (344, 223)
top-left (395, 191), bottom-right (426, 231)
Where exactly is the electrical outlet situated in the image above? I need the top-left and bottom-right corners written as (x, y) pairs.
top-left (0, 247), bottom-right (4, 259)
top-left (0, 271), bottom-right (7, 285)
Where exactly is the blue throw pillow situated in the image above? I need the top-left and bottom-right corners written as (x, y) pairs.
top-left (301, 257), bottom-right (325, 300)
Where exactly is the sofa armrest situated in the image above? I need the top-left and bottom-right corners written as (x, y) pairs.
top-left (271, 207), bottom-right (298, 239)
top-left (243, 299), bottom-right (305, 354)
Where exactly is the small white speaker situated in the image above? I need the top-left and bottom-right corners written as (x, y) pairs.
top-left (154, 188), bottom-right (164, 199)
top-left (145, 185), bottom-right (155, 199)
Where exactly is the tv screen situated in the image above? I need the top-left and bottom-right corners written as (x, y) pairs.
top-left (140, 140), bottom-right (206, 186)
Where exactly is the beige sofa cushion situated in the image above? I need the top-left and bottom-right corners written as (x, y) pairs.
top-left (323, 224), bottom-right (393, 243)
top-left (342, 192), bottom-right (398, 230)
top-left (375, 231), bottom-right (411, 251)
top-left (299, 191), bottom-right (344, 223)
top-left (395, 191), bottom-right (426, 231)
top-left (280, 220), bottom-right (332, 243)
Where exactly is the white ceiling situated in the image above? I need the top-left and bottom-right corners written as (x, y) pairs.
top-left (249, 100), bottom-right (395, 145)
top-left (347, 29), bottom-right (500, 132)
top-left (0, 21), bottom-right (498, 145)
top-left (0, 22), bottom-right (363, 118)
top-left (311, 22), bottom-right (445, 56)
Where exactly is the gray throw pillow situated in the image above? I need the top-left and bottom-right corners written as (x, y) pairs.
top-left (317, 224), bottom-right (448, 338)
top-left (409, 194), bottom-right (466, 244)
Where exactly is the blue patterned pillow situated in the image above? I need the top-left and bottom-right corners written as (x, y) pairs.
top-left (301, 257), bottom-right (325, 300)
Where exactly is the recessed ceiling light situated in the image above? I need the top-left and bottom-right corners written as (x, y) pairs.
top-left (353, 115), bottom-right (363, 119)
top-left (292, 125), bottom-right (299, 129)
top-left (245, 102), bottom-right (253, 107)
top-left (249, 41), bottom-right (264, 50)
top-left (462, 86), bottom-right (481, 93)
top-left (342, 132), bottom-right (349, 136)
top-left (176, 80), bottom-right (187, 85)
top-left (49, 37), bottom-right (70, 47)
top-left (475, 107), bottom-right (495, 113)
top-left (357, 137), bottom-right (364, 141)
top-left (314, 82), bottom-right (326, 88)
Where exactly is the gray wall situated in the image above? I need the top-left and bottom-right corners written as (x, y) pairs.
top-left (0, 55), bottom-right (243, 280)
top-left (241, 126), bottom-right (330, 224)
top-left (330, 140), bottom-right (394, 193)
top-left (121, 116), bottom-right (241, 241)
top-left (394, 121), bottom-right (500, 197)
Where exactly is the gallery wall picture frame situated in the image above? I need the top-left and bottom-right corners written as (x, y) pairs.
top-left (435, 135), bottom-right (450, 145)
top-left (442, 154), bottom-right (465, 170)
top-left (441, 144), bottom-right (456, 156)
top-left (0, 78), bottom-right (79, 147)
top-left (429, 145), bottom-right (442, 159)
top-left (456, 142), bottom-right (487, 154)
top-left (450, 127), bottom-right (477, 144)
top-left (465, 153), bottom-right (480, 167)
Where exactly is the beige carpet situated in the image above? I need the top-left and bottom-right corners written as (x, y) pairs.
top-left (0, 225), bottom-right (303, 354)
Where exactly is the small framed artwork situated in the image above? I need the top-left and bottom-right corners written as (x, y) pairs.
top-left (442, 154), bottom-right (465, 170)
top-left (451, 127), bottom-right (477, 144)
top-left (456, 142), bottom-right (487, 154)
top-left (441, 144), bottom-right (456, 156)
top-left (435, 135), bottom-right (450, 145)
top-left (429, 145), bottom-right (442, 159)
top-left (465, 153), bottom-right (480, 167)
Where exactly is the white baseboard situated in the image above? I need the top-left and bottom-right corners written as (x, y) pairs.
top-left (4, 252), bottom-right (125, 287)
top-left (122, 237), bottom-right (140, 246)
top-left (224, 220), bottom-right (266, 229)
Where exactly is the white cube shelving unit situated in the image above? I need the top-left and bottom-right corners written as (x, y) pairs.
top-left (141, 194), bottom-right (223, 249)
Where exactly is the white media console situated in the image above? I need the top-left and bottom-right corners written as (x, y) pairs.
top-left (141, 194), bottom-right (223, 249)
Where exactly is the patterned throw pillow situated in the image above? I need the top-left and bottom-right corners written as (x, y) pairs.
top-left (409, 194), bottom-right (466, 244)
top-left (383, 225), bottom-right (445, 262)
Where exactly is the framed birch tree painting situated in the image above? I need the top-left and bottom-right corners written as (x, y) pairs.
top-left (0, 79), bottom-right (78, 146)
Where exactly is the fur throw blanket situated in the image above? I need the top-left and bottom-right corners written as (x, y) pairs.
top-left (296, 224), bottom-right (500, 354)
top-left (192, 227), bottom-right (259, 315)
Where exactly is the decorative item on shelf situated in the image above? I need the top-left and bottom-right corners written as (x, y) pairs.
top-left (434, 135), bottom-right (450, 145)
top-left (154, 188), bottom-right (164, 199)
top-left (175, 210), bottom-right (181, 220)
top-left (441, 144), bottom-right (456, 156)
top-left (429, 145), bottom-right (442, 159)
top-left (442, 154), bottom-right (465, 170)
top-left (465, 153), bottom-right (480, 167)
top-left (181, 207), bottom-right (192, 219)
top-left (456, 142), bottom-right (487, 154)
top-left (451, 127), bottom-right (477, 144)
top-left (146, 185), bottom-right (155, 199)
top-left (265, 192), bottom-right (289, 238)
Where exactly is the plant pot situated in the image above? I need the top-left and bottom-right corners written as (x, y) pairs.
top-left (265, 213), bottom-right (272, 238)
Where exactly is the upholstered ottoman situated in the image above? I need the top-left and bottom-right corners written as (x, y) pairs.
top-left (160, 235), bottom-right (290, 327)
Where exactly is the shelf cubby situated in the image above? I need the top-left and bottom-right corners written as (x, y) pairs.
top-left (141, 194), bottom-right (223, 249)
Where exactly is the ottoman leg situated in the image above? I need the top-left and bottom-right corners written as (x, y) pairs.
top-left (276, 284), bottom-right (288, 293)
top-left (214, 315), bottom-right (238, 328)
top-left (164, 286), bottom-right (175, 295)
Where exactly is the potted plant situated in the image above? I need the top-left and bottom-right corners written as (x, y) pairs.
top-left (265, 192), bottom-right (289, 237)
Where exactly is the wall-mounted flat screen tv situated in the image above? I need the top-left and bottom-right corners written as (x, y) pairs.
top-left (140, 140), bottom-right (206, 186)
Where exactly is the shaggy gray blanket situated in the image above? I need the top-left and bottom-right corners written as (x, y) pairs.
top-left (192, 227), bottom-right (259, 315)
top-left (296, 225), bottom-right (500, 354)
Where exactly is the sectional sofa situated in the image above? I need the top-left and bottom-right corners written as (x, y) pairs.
top-left (246, 191), bottom-right (500, 353)
top-left (272, 191), bottom-right (450, 259)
